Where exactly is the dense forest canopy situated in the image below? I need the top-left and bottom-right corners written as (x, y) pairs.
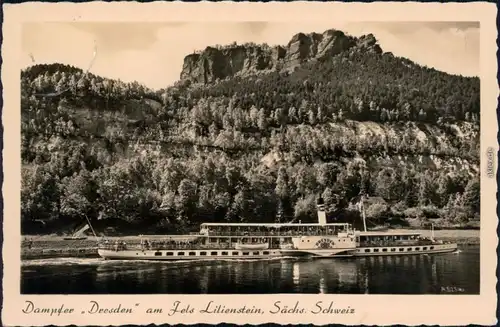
top-left (20, 33), bottom-right (480, 235)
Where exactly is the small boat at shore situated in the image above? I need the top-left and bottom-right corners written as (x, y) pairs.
top-left (62, 218), bottom-right (96, 241)
top-left (97, 197), bottom-right (457, 261)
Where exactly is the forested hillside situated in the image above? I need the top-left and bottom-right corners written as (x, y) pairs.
top-left (20, 30), bottom-right (480, 235)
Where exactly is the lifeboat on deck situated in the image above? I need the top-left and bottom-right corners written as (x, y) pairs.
top-left (235, 243), bottom-right (269, 250)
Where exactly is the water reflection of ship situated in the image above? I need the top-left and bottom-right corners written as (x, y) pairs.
top-left (365, 254), bottom-right (425, 276)
top-left (319, 275), bottom-right (326, 294)
top-left (292, 262), bottom-right (300, 286)
top-left (95, 262), bottom-right (155, 290)
top-left (431, 259), bottom-right (438, 284)
top-left (361, 269), bottom-right (369, 294)
top-left (353, 258), bottom-right (369, 293)
top-left (361, 250), bottom-right (474, 294)
top-left (360, 254), bottom-right (442, 294)
top-left (423, 256), bottom-right (440, 292)
top-left (233, 260), bottom-right (272, 288)
top-left (291, 259), bottom-right (358, 293)
top-left (198, 265), bottom-right (210, 293)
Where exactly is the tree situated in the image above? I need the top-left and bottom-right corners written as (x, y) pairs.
top-left (175, 178), bottom-right (198, 221)
top-left (365, 203), bottom-right (388, 221)
top-left (462, 177), bottom-right (480, 216)
top-left (257, 108), bottom-right (267, 130)
top-left (317, 163), bottom-right (338, 187)
top-left (435, 172), bottom-right (453, 207)
top-left (295, 166), bottom-right (317, 196)
top-left (60, 169), bottom-right (97, 220)
top-left (249, 105), bottom-right (259, 127)
top-left (308, 109), bottom-right (317, 125)
top-left (21, 166), bottom-right (61, 223)
top-left (275, 167), bottom-right (289, 199)
top-left (322, 187), bottom-right (338, 212)
top-left (294, 195), bottom-right (317, 222)
top-left (374, 168), bottom-right (394, 201)
top-left (417, 172), bottom-right (435, 207)
top-left (402, 171), bottom-right (418, 207)
top-left (275, 167), bottom-right (290, 222)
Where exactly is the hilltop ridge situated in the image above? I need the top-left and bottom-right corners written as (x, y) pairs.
top-left (180, 29), bottom-right (382, 84)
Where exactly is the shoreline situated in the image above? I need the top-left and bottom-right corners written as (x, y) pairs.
top-left (21, 229), bottom-right (479, 260)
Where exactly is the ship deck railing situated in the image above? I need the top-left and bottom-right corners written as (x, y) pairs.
top-left (98, 243), bottom-right (283, 251)
top-left (359, 239), bottom-right (445, 247)
top-left (203, 230), bottom-right (351, 237)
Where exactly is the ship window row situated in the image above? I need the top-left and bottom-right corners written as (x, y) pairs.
top-left (359, 235), bottom-right (420, 241)
top-left (152, 251), bottom-right (272, 257)
top-left (358, 234), bottom-right (435, 247)
top-left (363, 246), bottom-right (434, 253)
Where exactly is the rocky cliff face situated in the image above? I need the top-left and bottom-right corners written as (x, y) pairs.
top-left (180, 29), bottom-right (382, 84)
top-left (180, 45), bottom-right (277, 84)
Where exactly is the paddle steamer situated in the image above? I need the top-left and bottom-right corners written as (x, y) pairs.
top-left (97, 198), bottom-right (457, 260)
top-left (97, 203), bottom-right (357, 260)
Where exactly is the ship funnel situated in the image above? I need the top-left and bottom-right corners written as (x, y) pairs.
top-left (317, 197), bottom-right (327, 225)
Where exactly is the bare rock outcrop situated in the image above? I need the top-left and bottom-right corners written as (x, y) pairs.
top-left (180, 28), bottom-right (383, 84)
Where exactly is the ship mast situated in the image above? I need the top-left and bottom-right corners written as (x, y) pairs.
top-left (360, 195), bottom-right (367, 232)
top-left (84, 214), bottom-right (98, 238)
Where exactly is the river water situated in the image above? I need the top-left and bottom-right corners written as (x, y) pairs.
top-left (21, 245), bottom-right (479, 294)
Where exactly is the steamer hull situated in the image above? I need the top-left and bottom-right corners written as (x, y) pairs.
top-left (98, 243), bottom-right (458, 260)
top-left (354, 242), bottom-right (458, 257)
top-left (98, 248), bottom-right (282, 260)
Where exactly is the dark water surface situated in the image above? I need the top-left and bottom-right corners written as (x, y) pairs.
top-left (21, 245), bottom-right (479, 294)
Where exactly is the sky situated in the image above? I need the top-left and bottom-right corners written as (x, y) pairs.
top-left (21, 21), bottom-right (479, 90)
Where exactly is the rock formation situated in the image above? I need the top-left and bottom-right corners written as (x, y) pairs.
top-left (180, 29), bottom-right (382, 84)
